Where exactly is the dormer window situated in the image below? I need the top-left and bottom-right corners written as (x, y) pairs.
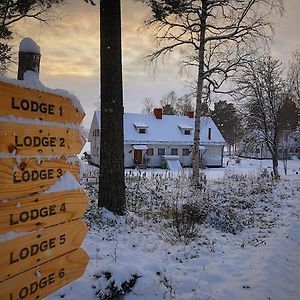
top-left (133, 122), bottom-right (149, 134)
top-left (139, 128), bottom-right (146, 134)
top-left (178, 124), bottom-right (193, 135)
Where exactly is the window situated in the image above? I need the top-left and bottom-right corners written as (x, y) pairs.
top-left (139, 128), bottom-right (146, 134)
top-left (184, 130), bottom-right (191, 135)
top-left (146, 148), bottom-right (154, 156)
top-left (158, 148), bottom-right (165, 155)
top-left (295, 148), bottom-right (299, 153)
top-left (133, 122), bottom-right (148, 133)
top-left (171, 148), bottom-right (178, 155)
top-left (208, 128), bottom-right (212, 140)
top-left (294, 138), bottom-right (298, 142)
top-left (97, 147), bottom-right (100, 157)
top-left (290, 148), bottom-right (294, 153)
top-left (182, 149), bottom-right (189, 156)
top-left (256, 148), bottom-right (260, 154)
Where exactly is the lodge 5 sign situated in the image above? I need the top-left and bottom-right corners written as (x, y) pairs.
top-left (0, 39), bottom-right (89, 300)
top-left (0, 219), bottom-right (87, 282)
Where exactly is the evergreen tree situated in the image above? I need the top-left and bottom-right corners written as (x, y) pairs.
top-left (211, 100), bottom-right (243, 154)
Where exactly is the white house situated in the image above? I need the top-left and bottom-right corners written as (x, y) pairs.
top-left (88, 109), bottom-right (226, 169)
top-left (238, 130), bottom-right (300, 160)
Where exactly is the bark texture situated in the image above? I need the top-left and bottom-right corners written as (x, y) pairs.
top-left (99, 0), bottom-right (125, 214)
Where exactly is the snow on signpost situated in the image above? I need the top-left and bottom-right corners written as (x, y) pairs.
top-left (0, 38), bottom-right (89, 300)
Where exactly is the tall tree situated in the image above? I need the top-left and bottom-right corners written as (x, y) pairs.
top-left (99, 0), bottom-right (125, 214)
top-left (237, 56), bottom-right (285, 179)
top-left (160, 90), bottom-right (177, 114)
top-left (211, 100), bottom-right (243, 155)
top-left (0, 0), bottom-right (65, 75)
top-left (287, 51), bottom-right (300, 107)
top-left (277, 95), bottom-right (299, 174)
top-left (175, 93), bottom-right (194, 115)
top-left (142, 96), bottom-right (155, 113)
top-left (145, 0), bottom-right (283, 185)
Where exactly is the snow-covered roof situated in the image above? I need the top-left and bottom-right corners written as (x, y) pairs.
top-left (178, 124), bottom-right (193, 130)
top-left (133, 122), bottom-right (149, 128)
top-left (91, 112), bottom-right (226, 145)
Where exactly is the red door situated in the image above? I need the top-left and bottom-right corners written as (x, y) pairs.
top-left (134, 150), bottom-right (142, 165)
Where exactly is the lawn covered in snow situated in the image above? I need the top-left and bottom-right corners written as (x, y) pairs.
top-left (46, 157), bottom-right (300, 300)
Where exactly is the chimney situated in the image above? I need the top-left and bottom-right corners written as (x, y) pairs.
top-left (17, 38), bottom-right (41, 80)
top-left (186, 111), bottom-right (194, 118)
top-left (154, 108), bottom-right (163, 119)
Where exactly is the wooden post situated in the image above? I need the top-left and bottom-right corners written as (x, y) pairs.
top-left (0, 38), bottom-right (89, 299)
top-left (17, 38), bottom-right (41, 80)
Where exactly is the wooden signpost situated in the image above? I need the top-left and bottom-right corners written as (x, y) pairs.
top-left (0, 156), bottom-right (80, 199)
top-left (0, 248), bottom-right (89, 300)
top-left (0, 219), bottom-right (88, 281)
top-left (0, 122), bottom-right (84, 156)
top-left (0, 81), bottom-right (85, 124)
top-left (0, 41), bottom-right (90, 300)
top-left (0, 190), bottom-right (88, 234)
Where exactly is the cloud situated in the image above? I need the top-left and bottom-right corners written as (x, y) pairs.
top-left (7, 0), bottom-right (299, 129)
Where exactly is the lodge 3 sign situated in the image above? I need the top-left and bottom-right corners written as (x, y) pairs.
top-left (0, 39), bottom-right (89, 300)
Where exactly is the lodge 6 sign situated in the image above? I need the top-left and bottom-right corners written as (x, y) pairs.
top-left (0, 73), bottom-right (89, 300)
top-left (0, 248), bottom-right (89, 300)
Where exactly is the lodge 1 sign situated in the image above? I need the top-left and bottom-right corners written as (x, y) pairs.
top-left (0, 38), bottom-right (89, 300)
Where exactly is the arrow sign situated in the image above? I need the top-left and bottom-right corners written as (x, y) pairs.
top-left (0, 157), bottom-right (80, 200)
top-left (0, 81), bottom-right (85, 124)
top-left (0, 248), bottom-right (89, 300)
top-left (0, 189), bottom-right (88, 234)
top-left (0, 121), bottom-right (84, 156)
top-left (0, 219), bottom-right (88, 282)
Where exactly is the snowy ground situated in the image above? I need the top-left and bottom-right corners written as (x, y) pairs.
top-left (46, 157), bottom-right (300, 300)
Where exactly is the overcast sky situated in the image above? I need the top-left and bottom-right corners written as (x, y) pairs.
top-left (10, 0), bottom-right (300, 128)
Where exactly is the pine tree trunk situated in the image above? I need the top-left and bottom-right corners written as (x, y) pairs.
top-left (99, 0), bottom-right (125, 214)
top-left (192, 1), bottom-right (207, 185)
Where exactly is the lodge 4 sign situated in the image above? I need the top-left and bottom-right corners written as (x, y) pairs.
top-left (0, 190), bottom-right (88, 234)
top-left (0, 81), bottom-right (85, 124)
top-left (0, 248), bottom-right (89, 300)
